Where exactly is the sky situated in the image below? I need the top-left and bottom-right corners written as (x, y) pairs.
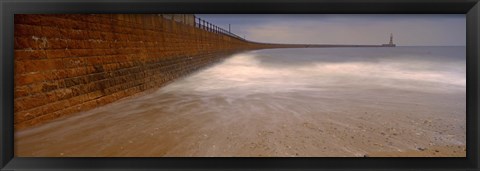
top-left (195, 14), bottom-right (466, 46)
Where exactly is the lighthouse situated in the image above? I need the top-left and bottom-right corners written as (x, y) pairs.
top-left (382, 33), bottom-right (396, 47)
top-left (389, 33), bottom-right (393, 45)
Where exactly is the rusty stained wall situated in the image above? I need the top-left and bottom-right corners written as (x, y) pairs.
top-left (160, 14), bottom-right (195, 26)
top-left (13, 14), bottom-right (271, 129)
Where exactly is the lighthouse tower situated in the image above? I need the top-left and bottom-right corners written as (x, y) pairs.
top-left (382, 33), bottom-right (396, 47)
top-left (389, 33), bottom-right (393, 45)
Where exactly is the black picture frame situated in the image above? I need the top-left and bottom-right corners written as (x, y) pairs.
top-left (1, 0), bottom-right (479, 170)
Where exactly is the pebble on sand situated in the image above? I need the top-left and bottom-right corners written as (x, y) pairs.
top-left (417, 147), bottom-right (426, 151)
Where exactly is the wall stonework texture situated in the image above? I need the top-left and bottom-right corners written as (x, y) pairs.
top-left (14, 14), bottom-right (276, 130)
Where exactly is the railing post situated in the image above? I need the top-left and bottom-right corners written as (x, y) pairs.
top-left (197, 17), bottom-right (200, 28)
top-left (193, 17), bottom-right (248, 40)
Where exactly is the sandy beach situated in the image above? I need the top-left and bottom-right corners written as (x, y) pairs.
top-left (14, 89), bottom-right (466, 157)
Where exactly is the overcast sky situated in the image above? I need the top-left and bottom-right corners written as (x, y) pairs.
top-left (195, 14), bottom-right (465, 46)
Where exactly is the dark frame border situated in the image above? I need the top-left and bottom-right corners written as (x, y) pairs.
top-left (1, 0), bottom-right (479, 170)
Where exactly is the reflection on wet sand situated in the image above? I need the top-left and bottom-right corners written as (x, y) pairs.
top-left (15, 47), bottom-right (466, 157)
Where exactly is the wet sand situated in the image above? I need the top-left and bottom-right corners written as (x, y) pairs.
top-left (367, 145), bottom-right (466, 157)
top-left (15, 47), bottom-right (466, 157)
top-left (14, 89), bottom-right (466, 157)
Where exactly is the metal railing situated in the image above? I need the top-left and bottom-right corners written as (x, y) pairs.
top-left (194, 16), bottom-right (245, 41)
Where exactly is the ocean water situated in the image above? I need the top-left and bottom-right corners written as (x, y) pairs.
top-left (161, 46), bottom-right (465, 97)
top-left (16, 46), bottom-right (467, 157)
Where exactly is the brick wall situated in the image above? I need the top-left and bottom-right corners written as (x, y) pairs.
top-left (14, 14), bottom-right (273, 130)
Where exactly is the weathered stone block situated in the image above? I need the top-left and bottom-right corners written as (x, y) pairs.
top-left (46, 39), bottom-right (68, 49)
top-left (15, 50), bottom-right (47, 61)
top-left (40, 26), bottom-right (63, 38)
top-left (45, 49), bottom-right (68, 59)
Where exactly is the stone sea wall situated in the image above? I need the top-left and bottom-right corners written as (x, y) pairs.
top-left (13, 14), bottom-right (274, 129)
